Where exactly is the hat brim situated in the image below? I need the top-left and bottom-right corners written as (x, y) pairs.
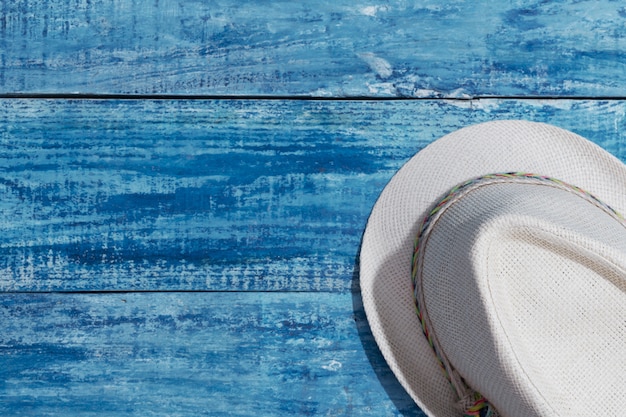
top-left (359, 120), bottom-right (626, 416)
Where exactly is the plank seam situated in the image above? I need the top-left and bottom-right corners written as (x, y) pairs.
top-left (2, 93), bottom-right (626, 101)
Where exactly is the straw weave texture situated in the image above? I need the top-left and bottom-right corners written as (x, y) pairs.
top-left (360, 120), bottom-right (626, 416)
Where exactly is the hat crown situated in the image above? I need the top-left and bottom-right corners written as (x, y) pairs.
top-left (415, 176), bottom-right (626, 416)
top-left (360, 120), bottom-right (626, 417)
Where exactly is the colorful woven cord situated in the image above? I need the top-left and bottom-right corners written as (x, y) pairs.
top-left (462, 392), bottom-right (490, 416)
top-left (410, 172), bottom-right (624, 417)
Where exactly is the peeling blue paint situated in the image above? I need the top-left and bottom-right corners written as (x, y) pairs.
top-left (0, 292), bottom-right (421, 416)
top-left (2, 2), bottom-right (626, 415)
top-left (2, 1), bottom-right (626, 96)
top-left (1, 99), bottom-right (626, 292)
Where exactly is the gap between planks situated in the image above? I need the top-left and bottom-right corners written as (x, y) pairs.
top-left (3, 93), bottom-right (626, 101)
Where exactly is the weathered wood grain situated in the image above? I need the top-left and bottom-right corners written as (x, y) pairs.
top-left (7, 2), bottom-right (626, 415)
top-left (2, 1), bottom-right (626, 97)
top-left (0, 291), bottom-right (422, 416)
top-left (2, 98), bottom-right (626, 291)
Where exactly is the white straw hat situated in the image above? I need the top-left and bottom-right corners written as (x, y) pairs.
top-left (360, 120), bottom-right (626, 417)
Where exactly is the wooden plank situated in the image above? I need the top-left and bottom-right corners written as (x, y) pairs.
top-left (0, 98), bottom-right (401, 292)
top-left (2, 98), bottom-right (626, 291)
top-left (2, 1), bottom-right (626, 97)
top-left (0, 291), bottom-right (422, 416)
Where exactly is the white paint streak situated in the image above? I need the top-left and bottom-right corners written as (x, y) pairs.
top-left (359, 5), bottom-right (388, 17)
top-left (322, 360), bottom-right (342, 371)
top-left (358, 53), bottom-right (393, 79)
top-left (366, 82), bottom-right (395, 96)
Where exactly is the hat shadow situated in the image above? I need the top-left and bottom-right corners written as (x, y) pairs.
top-left (351, 250), bottom-right (427, 417)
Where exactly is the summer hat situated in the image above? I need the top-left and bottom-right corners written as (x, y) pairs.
top-left (360, 120), bottom-right (626, 416)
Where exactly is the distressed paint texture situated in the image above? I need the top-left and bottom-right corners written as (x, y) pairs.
top-left (2, 99), bottom-right (626, 292)
top-left (4, 1), bottom-right (626, 415)
top-left (0, 292), bottom-right (421, 416)
top-left (2, 0), bottom-right (626, 96)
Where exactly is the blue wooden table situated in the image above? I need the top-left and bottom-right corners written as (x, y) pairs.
top-left (2, 1), bottom-right (626, 415)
